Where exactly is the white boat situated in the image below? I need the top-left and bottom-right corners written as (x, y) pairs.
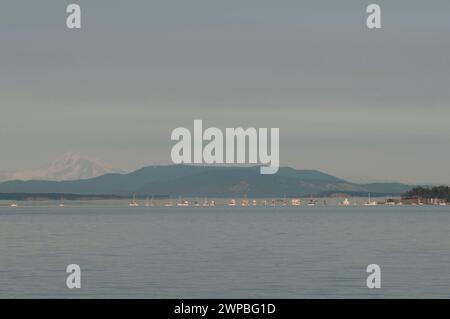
top-left (241, 199), bottom-right (250, 207)
top-left (339, 198), bottom-right (351, 206)
top-left (364, 193), bottom-right (378, 206)
top-left (291, 198), bottom-right (302, 206)
top-left (10, 203), bottom-right (19, 208)
top-left (307, 196), bottom-right (316, 206)
top-left (364, 201), bottom-right (378, 206)
top-left (177, 197), bottom-right (189, 207)
top-left (149, 196), bottom-right (155, 207)
top-left (228, 199), bottom-right (237, 207)
top-left (164, 199), bottom-right (173, 207)
top-left (129, 194), bottom-right (139, 207)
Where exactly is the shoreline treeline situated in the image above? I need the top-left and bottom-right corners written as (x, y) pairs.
top-left (403, 186), bottom-right (450, 200)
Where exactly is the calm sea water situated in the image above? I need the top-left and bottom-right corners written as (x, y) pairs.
top-left (0, 203), bottom-right (449, 298)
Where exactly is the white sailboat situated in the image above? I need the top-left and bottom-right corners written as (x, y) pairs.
top-left (164, 197), bottom-right (173, 207)
top-left (177, 196), bottom-right (189, 207)
top-left (339, 198), bottom-right (350, 206)
top-left (307, 196), bottom-right (316, 206)
top-left (364, 193), bottom-right (377, 206)
top-left (418, 197), bottom-right (424, 206)
top-left (150, 195), bottom-right (155, 207)
top-left (129, 194), bottom-right (139, 207)
top-left (193, 199), bottom-right (200, 207)
top-left (241, 198), bottom-right (250, 207)
top-left (228, 199), bottom-right (237, 207)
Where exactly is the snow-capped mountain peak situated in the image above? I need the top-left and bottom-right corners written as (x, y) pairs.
top-left (12, 153), bottom-right (125, 181)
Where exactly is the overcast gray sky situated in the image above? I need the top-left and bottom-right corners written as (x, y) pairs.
top-left (1, 0), bottom-right (449, 184)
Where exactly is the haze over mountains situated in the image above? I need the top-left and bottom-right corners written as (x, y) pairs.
top-left (0, 164), bottom-right (413, 197)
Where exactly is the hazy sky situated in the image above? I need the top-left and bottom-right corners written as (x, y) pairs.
top-left (1, 1), bottom-right (449, 184)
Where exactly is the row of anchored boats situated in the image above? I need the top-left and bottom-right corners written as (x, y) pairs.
top-left (6, 194), bottom-right (446, 208)
top-left (129, 197), bottom-right (315, 207)
top-left (127, 193), bottom-right (430, 207)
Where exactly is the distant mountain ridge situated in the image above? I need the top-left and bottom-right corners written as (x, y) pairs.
top-left (0, 164), bottom-right (413, 197)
